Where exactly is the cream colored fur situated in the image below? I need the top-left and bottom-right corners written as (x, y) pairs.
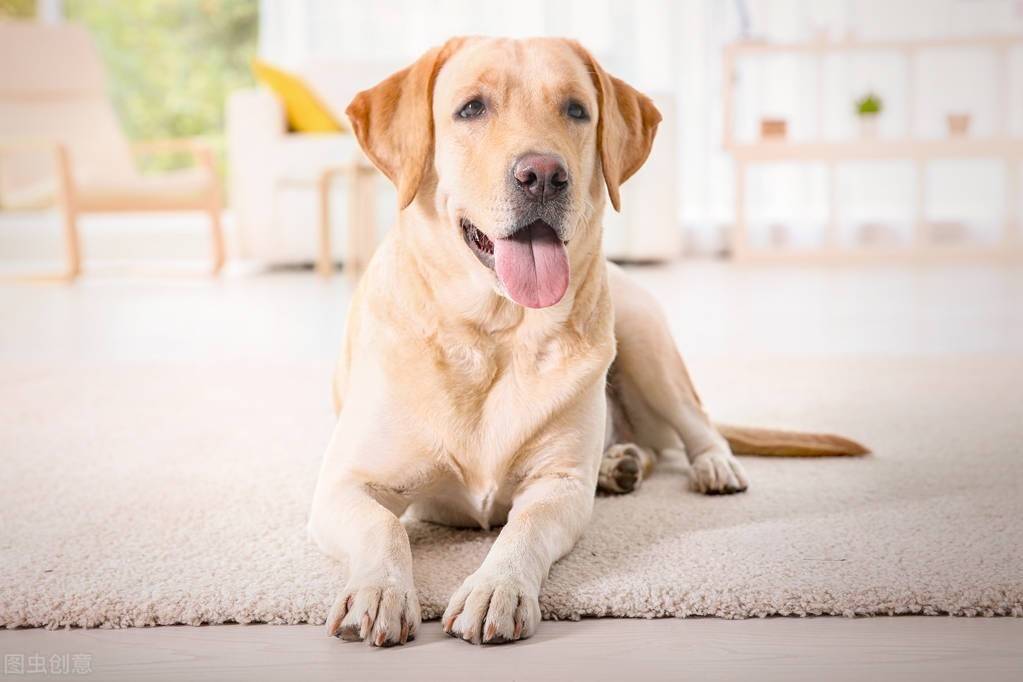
top-left (308, 37), bottom-right (863, 648)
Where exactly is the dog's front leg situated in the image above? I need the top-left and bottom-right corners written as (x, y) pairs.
top-left (442, 475), bottom-right (594, 644)
top-left (309, 479), bottom-right (419, 646)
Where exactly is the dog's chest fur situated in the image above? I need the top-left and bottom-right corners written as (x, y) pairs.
top-left (425, 320), bottom-right (598, 450)
top-left (385, 311), bottom-right (611, 526)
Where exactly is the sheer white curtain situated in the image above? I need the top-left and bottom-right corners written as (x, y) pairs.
top-left (259, 0), bottom-right (1023, 253)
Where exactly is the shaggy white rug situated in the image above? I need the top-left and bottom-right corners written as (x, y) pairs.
top-left (1, 354), bottom-right (1021, 629)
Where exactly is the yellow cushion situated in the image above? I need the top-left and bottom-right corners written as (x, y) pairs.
top-left (251, 59), bottom-right (344, 133)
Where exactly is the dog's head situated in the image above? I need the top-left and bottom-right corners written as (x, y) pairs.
top-left (347, 37), bottom-right (660, 309)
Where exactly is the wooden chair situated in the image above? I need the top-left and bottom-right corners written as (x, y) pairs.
top-left (0, 22), bottom-right (224, 281)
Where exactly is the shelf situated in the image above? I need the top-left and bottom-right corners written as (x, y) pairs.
top-left (731, 242), bottom-right (1023, 264)
top-left (727, 138), bottom-right (1023, 162)
top-left (722, 35), bottom-right (1022, 262)
top-left (726, 35), bottom-right (1023, 56)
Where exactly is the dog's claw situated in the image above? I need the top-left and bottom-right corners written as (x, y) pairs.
top-left (360, 612), bottom-right (371, 639)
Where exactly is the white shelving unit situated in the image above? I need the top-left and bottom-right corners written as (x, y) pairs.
top-left (723, 35), bottom-right (1023, 262)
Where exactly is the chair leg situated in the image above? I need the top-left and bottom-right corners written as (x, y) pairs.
top-left (318, 170), bottom-right (334, 278)
top-left (346, 166), bottom-right (361, 283)
top-left (346, 165), bottom-right (376, 284)
top-left (359, 168), bottom-right (378, 276)
top-left (209, 205), bottom-right (225, 275)
top-left (53, 144), bottom-right (81, 281)
top-left (60, 207), bottom-right (81, 281)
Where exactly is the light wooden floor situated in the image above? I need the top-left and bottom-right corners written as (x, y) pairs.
top-left (2, 261), bottom-right (1022, 681)
top-left (3, 619), bottom-right (1021, 681)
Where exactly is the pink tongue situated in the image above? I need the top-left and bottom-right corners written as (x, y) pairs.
top-left (493, 221), bottom-right (569, 308)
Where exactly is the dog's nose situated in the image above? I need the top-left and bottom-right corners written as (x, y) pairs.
top-left (513, 154), bottom-right (569, 202)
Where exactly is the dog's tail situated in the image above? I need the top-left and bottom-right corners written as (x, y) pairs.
top-left (716, 424), bottom-right (869, 457)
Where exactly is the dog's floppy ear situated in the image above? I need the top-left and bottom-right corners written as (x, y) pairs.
top-left (346, 38), bottom-right (465, 209)
top-left (571, 43), bottom-right (662, 212)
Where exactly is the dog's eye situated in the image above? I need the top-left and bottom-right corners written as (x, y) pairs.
top-left (566, 101), bottom-right (589, 121)
top-left (457, 99), bottom-right (486, 119)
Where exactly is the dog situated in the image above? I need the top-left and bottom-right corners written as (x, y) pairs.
top-left (308, 36), bottom-right (867, 647)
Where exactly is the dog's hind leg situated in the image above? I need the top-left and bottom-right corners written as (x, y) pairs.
top-left (606, 263), bottom-right (748, 494)
top-left (597, 372), bottom-right (655, 494)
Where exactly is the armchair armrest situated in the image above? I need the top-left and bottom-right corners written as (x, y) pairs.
top-left (0, 137), bottom-right (63, 153)
top-left (228, 88), bottom-right (287, 136)
top-left (0, 136), bottom-right (75, 206)
top-left (130, 138), bottom-right (201, 153)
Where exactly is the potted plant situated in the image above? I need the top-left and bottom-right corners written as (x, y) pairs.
top-left (947, 112), bottom-right (971, 137)
top-left (855, 92), bottom-right (883, 138)
top-left (760, 117), bottom-right (787, 140)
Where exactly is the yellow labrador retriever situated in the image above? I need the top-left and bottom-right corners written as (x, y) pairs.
top-left (309, 37), bottom-right (866, 647)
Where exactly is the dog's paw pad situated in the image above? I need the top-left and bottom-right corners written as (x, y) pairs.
top-left (598, 443), bottom-right (644, 494)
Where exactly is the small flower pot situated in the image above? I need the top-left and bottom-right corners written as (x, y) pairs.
top-left (760, 118), bottom-right (787, 140)
top-left (858, 115), bottom-right (879, 139)
top-left (947, 113), bottom-right (971, 137)
top-left (929, 220), bottom-right (967, 244)
top-left (857, 222), bottom-right (896, 246)
top-left (767, 223), bottom-right (789, 247)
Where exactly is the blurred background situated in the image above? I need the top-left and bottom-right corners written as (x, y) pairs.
top-left (3, 4), bottom-right (1022, 674)
top-left (1, 0), bottom-right (1020, 276)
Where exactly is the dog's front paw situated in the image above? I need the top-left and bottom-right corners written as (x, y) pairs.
top-left (326, 578), bottom-right (420, 646)
top-left (690, 449), bottom-right (749, 495)
top-left (442, 572), bottom-right (541, 645)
